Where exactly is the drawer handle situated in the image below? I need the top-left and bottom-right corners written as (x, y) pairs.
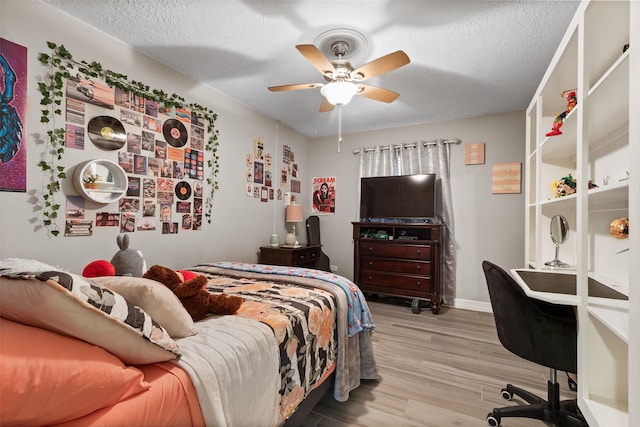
top-left (299, 255), bottom-right (305, 260)
top-left (416, 249), bottom-right (421, 255)
top-left (416, 281), bottom-right (422, 287)
top-left (416, 265), bottom-right (421, 271)
top-left (368, 261), bottom-right (373, 266)
top-left (368, 275), bottom-right (373, 280)
top-left (368, 247), bottom-right (373, 252)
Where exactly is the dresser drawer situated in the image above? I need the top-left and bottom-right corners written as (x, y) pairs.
top-left (259, 245), bottom-right (322, 269)
top-left (291, 250), bottom-right (309, 266)
top-left (359, 271), bottom-right (431, 293)
top-left (307, 247), bottom-right (321, 261)
top-left (361, 257), bottom-right (431, 275)
top-left (360, 242), bottom-right (431, 261)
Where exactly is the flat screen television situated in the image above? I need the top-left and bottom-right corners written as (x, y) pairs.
top-left (359, 174), bottom-right (437, 222)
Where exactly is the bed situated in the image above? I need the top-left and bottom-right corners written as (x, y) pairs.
top-left (0, 259), bottom-right (378, 427)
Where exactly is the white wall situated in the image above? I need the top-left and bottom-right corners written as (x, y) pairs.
top-left (0, 0), bottom-right (526, 309)
top-left (0, 0), bottom-right (311, 272)
top-left (309, 111), bottom-right (526, 307)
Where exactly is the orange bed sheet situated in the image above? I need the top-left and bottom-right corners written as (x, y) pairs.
top-left (53, 362), bottom-right (205, 427)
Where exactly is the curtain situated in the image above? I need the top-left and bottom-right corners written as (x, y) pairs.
top-left (357, 140), bottom-right (456, 305)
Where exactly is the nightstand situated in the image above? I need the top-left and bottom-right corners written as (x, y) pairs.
top-left (259, 244), bottom-right (322, 268)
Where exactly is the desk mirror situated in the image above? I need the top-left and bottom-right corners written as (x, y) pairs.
top-left (545, 214), bottom-right (570, 268)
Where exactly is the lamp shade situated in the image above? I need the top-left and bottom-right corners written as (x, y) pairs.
top-left (285, 204), bottom-right (303, 223)
top-left (320, 81), bottom-right (358, 106)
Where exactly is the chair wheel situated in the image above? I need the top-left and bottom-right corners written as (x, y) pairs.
top-left (411, 299), bottom-right (422, 314)
top-left (486, 413), bottom-right (501, 426)
top-left (567, 373), bottom-right (578, 392)
top-left (500, 388), bottom-right (513, 400)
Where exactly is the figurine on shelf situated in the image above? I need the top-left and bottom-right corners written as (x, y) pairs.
top-left (546, 89), bottom-right (577, 137)
top-left (609, 218), bottom-right (629, 240)
top-left (552, 173), bottom-right (577, 198)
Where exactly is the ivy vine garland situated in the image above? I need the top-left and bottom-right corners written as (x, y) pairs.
top-left (37, 42), bottom-right (220, 236)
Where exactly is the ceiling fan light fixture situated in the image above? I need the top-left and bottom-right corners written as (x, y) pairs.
top-left (320, 81), bottom-right (358, 106)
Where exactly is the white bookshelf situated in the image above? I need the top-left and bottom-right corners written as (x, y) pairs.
top-left (524, 1), bottom-right (637, 426)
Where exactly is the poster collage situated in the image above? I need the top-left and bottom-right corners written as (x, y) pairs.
top-left (63, 76), bottom-right (207, 236)
top-left (244, 137), bottom-right (337, 216)
top-left (245, 138), bottom-right (302, 203)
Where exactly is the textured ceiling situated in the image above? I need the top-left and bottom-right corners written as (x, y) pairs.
top-left (43, 0), bottom-right (580, 138)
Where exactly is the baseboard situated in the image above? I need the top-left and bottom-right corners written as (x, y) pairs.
top-left (451, 298), bottom-right (492, 313)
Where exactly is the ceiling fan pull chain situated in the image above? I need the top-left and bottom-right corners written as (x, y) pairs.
top-left (338, 104), bottom-right (343, 153)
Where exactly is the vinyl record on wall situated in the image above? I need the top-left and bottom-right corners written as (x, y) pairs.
top-left (163, 118), bottom-right (188, 147)
top-left (175, 181), bottom-right (192, 200)
top-left (87, 116), bottom-right (127, 150)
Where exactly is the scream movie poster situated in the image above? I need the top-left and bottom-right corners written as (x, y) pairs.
top-left (312, 176), bottom-right (335, 215)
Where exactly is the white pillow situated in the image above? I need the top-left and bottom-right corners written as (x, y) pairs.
top-left (0, 257), bottom-right (63, 271)
top-left (0, 268), bottom-right (180, 365)
top-left (93, 276), bottom-right (197, 338)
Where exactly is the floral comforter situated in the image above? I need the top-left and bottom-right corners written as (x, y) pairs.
top-left (192, 266), bottom-right (339, 424)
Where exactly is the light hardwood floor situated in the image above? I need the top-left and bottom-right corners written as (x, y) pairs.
top-left (304, 298), bottom-right (577, 426)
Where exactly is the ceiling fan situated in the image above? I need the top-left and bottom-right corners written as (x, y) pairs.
top-left (268, 40), bottom-right (410, 112)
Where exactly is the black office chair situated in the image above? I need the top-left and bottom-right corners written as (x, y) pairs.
top-left (306, 215), bottom-right (331, 272)
top-left (482, 261), bottom-right (588, 427)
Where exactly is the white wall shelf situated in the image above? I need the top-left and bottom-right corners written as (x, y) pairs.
top-left (588, 304), bottom-right (628, 342)
top-left (72, 159), bottom-right (128, 204)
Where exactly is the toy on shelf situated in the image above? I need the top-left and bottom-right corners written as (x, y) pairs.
top-left (546, 89), bottom-right (577, 137)
top-left (609, 218), bottom-right (629, 240)
top-left (551, 173), bottom-right (576, 198)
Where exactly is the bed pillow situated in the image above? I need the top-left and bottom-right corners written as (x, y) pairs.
top-left (0, 268), bottom-right (180, 364)
top-left (0, 317), bottom-right (149, 426)
top-left (93, 276), bottom-right (197, 338)
top-left (0, 257), bottom-right (62, 271)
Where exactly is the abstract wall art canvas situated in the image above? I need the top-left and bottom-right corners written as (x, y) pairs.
top-left (0, 38), bottom-right (27, 192)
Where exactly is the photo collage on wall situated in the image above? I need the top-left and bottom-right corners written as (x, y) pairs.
top-left (281, 143), bottom-right (300, 202)
top-left (244, 140), bottom-right (304, 203)
top-left (63, 76), bottom-right (206, 236)
top-left (244, 138), bottom-right (275, 202)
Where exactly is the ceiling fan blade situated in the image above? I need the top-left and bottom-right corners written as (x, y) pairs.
top-left (319, 98), bottom-right (335, 112)
top-left (357, 84), bottom-right (400, 103)
top-left (268, 83), bottom-right (324, 92)
top-left (351, 50), bottom-right (410, 81)
top-left (296, 44), bottom-right (336, 77)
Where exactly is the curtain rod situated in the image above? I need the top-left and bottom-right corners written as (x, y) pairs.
top-left (352, 138), bottom-right (461, 154)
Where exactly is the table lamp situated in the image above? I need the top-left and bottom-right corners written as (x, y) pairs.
top-left (285, 203), bottom-right (303, 246)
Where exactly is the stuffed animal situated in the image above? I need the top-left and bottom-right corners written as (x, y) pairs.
top-left (82, 259), bottom-right (116, 278)
top-left (143, 264), bottom-right (243, 321)
top-left (111, 234), bottom-right (146, 277)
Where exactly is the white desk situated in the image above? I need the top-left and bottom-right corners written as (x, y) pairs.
top-left (510, 268), bottom-right (579, 305)
top-left (510, 268), bottom-right (628, 308)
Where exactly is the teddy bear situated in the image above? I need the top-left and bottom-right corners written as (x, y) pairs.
top-left (143, 264), bottom-right (243, 321)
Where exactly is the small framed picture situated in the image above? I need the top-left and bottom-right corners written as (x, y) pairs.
top-left (492, 162), bottom-right (521, 194)
top-left (465, 142), bottom-right (485, 165)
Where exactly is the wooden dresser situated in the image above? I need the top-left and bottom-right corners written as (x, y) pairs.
top-left (259, 244), bottom-right (322, 269)
top-left (353, 222), bottom-right (443, 313)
